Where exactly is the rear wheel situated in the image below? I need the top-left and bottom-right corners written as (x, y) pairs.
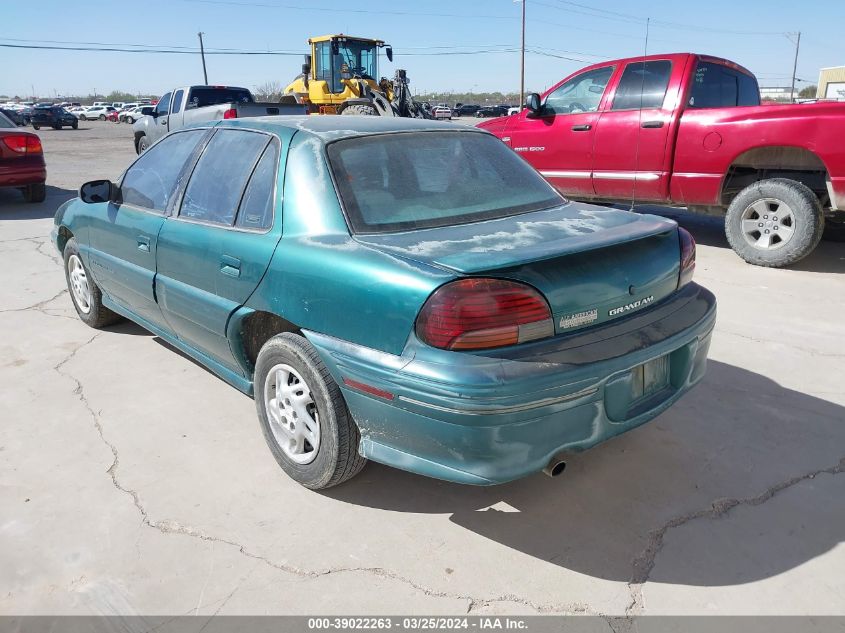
top-left (22, 183), bottom-right (46, 203)
top-left (63, 238), bottom-right (122, 328)
top-left (341, 104), bottom-right (378, 116)
top-left (254, 333), bottom-right (366, 489)
top-left (99, 114), bottom-right (106, 121)
top-left (126, 116), bottom-right (135, 124)
top-left (71, 120), bottom-right (78, 129)
top-left (32, 124), bottom-right (40, 130)
top-left (80, 115), bottom-right (87, 121)
top-left (724, 178), bottom-right (824, 268)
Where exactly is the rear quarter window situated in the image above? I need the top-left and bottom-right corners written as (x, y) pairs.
top-left (689, 61), bottom-right (760, 108)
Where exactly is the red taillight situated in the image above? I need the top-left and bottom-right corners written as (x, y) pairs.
top-left (223, 108), bottom-right (238, 119)
top-left (1, 135), bottom-right (42, 154)
top-left (416, 278), bottom-right (554, 351)
top-left (678, 227), bottom-right (696, 288)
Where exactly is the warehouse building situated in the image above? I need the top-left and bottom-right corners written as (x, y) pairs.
top-left (817, 66), bottom-right (845, 100)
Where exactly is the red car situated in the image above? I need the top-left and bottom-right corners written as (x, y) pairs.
top-left (0, 111), bottom-right (46, 203)
top-left (106, 109), bottom-right (122, 123)
top-left (478, 53), bottom-right (845, 267)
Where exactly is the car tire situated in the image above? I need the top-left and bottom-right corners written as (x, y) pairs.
top-left (53, 124), bottom-right (61, 130)
top-left (99, 114), bottom-right (106, 121)
top-left (126, 116), bottom-right (135, 124)
top-left (32, 124), bottom-right (40, 130)
top-left (254, 332), bottom-right (367, 489)
top-left (71, 120), bottom-right (78, 129)
top-left (22, 183), bottom-right (46, 203)
top-left (80, 115), bottom-right (87, 121)
top-left (341, 104), bottom-right (378, 116)
top-left (63, 238), bottom-right (122, 328)
top-left (724, 178), bottom-right (824, 268)
top-left (136, 134), bottom-right (150, 154)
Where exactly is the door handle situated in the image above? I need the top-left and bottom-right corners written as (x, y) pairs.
top-left (641, 120), bottom-right (664, 128)
top-left (137, 235), bottom-right (150, 252)
top-left (571, 124), bottom-right (592, 131)
top-left (220, 255), bottom-right (241, 278)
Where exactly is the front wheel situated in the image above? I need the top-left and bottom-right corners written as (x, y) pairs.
top-left (99, 114), bottom-right (106, 121)
top-left (63, 238), bottom-right (122, 328)
top-left (136, 134), bottom-right (150, 154)
top-left (724, 178), bottom-right (824, 268)
top-left (254, 333), bottom-right (366, 489)
top-left (126, 116), bottom-right (135, 124)
top-left (32, 124), bottom-right (40, 130)
top-left (71, 120), bottom-right (78, 129)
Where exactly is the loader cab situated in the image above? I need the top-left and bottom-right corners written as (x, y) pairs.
top-left (309, 35), bottom-right (392, 99)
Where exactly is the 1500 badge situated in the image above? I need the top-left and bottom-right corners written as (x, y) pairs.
top-left (609, 295), bottom-right (654, 316)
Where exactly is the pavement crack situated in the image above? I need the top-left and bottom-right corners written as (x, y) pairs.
top-left (719, 329), bottom-right (845, 359)
top-left (625, 456), bottom-right (845, 617)
top-left (0, 288), bottom-right (69, 316)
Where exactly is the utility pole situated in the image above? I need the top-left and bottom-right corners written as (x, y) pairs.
top-left (789, 31), bottom-right (801, 102)
top-left (198, 32), bottom-right (209, 84)
top-left (520, 0), bottom-right (526, 109)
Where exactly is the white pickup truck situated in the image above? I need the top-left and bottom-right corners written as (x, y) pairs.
top-left (132, 85), bottom-right (305, 153)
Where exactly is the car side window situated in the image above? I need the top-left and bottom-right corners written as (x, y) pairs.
top-left (235, 140), bottom-right (280, 230)
top-left (171, 89), bottom-right (184, 114)
top-left (179, 129), bottom-right (270, 226)
top-left (155, 92), bottom-right (171, 116)
top-left (543, 66), bottom-right (614, 115)
top-left (689, 62), bottom-right (759, 108)
top-left (611, 60), bottom-right (672, 110)
top-left (120, 130), bottom-right (206, 214)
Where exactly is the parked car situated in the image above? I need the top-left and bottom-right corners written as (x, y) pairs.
top-left (30, 105), bottom-right (78, 130)
top-left (453, 104), bottom-right (481, 117)
top-left (81, 106), bottom-right (116, 120)
top-left (431, 105), bottom-right (452, 120)
top-left (53, 117), bottom-right (715, 489)
top-left (475, 105), bottom-right (509, 118)
top-left (478, 53), bottom-right (845, 267)
top-left (120, 106), bottom-right (154, 124)
top-left (132, 85), bottom-right (304, 153)
top-left (0, 111), bottom-right (46, 203)
top-left (68, 106), bottom-right (89, 118)
top-left (106, 109), bottom-right (122, 123)
top-left (0, 108), bottom-right (26, 126)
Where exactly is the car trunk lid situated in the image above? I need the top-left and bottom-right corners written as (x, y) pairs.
top-left (355, 203), bottom-right (682, 335)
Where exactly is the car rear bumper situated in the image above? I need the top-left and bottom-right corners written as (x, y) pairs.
top-left (0, 158), bottom-right (46, 188)
top-left (305, 282), bottom-right (717, 485)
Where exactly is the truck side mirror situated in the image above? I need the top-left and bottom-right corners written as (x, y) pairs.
top-left (80, 179), bottom-right (120, 204)
top-left (525, 93), bottom-right (542, 115)
top-left (386, 46), bottom-right (393, 62)
top-left (302, 54), bottom-right (311, 77)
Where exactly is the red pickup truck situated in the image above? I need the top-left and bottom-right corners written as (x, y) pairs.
top-left (478, 53), bottom-right (845, 268)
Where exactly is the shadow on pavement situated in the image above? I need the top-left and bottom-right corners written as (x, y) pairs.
top-left (324, 360), bottom-right (844, 587)
top-left (0, 185), bottom-right (77, 220)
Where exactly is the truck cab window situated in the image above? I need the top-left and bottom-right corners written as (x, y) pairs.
top-left (155, 92), bottom-right (171, 117)
top-left (171, 90), bottom-right (184, 114)
top-left (543, 66), bottom-right (614, 115)
top-left (689, 62), bottom-right (760, 108)
top-left (611, 60), bottom-right (672, 110)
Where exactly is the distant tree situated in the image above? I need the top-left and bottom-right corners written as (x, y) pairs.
top-left (254, 81), bottom-right (285, 101)
top-left (798, 85), bottom-right (818, 98)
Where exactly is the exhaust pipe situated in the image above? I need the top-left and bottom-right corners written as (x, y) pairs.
top-left (542, 454), bottom-right (568, 478)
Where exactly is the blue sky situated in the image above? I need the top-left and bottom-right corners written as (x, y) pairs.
top-left (1, 0), bottom-right (842, 99)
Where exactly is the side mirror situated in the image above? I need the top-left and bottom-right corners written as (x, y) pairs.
top-left (525, 93), bottom-right (542, 115)
top-left (302, 53), bottom-right (312, 76)
top-left (80, 179), bottom-right (119, 204)
top-left (386, 46), bottom-right (393, 62)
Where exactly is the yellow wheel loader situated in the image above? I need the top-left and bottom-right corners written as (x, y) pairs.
top-left (283, 34), bottom-right (431, 118)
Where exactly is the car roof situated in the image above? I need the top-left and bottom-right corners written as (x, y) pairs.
top-left (215, 115), bottom-right (485, 142)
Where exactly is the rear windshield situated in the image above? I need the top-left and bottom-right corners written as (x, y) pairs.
top-left (186, 87), bottom-right (254, 109)
top-left (326, 131), bottom-right (563, 233)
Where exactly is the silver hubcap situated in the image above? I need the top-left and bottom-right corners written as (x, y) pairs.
top-left (264, 363), bottom-right (320, 464)
top-left (68, 254), bottom-right (92, 314)
top-left (741, 198), bottom-right (795, 251)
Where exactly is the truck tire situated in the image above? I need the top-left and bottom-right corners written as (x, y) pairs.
top-left (136, 134), bottom-right (150, 154)
top-left (822, 211), bottom-right (845, 242)
top-left (341, 104), bottom-right (378, 116)
top-left (724, 179), bottom-right (824, 268)
top-left (254, 333), bottom-right (366, 489)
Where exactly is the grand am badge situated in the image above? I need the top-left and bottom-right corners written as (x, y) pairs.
top-left (609, 295), bottom-right (654, 316)
top-left (559, 308), bottom-right (598, 329)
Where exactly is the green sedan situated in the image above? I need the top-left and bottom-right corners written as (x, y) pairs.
top-left (52, 117), bottom-right (716, 489)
